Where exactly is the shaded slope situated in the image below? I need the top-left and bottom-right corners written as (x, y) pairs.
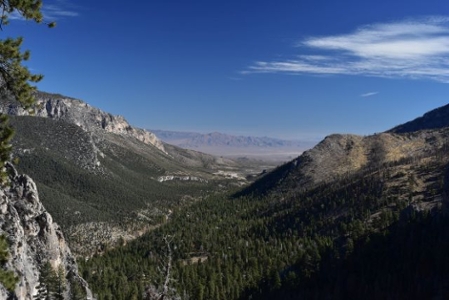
top-left (251, 208), bottom-right (449, 300)
top-left (389, 103), bottom-right (449, 133)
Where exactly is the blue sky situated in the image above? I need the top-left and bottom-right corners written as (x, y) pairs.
top-left (7, 0), bottom-right (449, 141)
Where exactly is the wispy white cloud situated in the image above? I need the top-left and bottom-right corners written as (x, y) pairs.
top-left (9, 0), bottom-right (79, 21)
top-left (42, 1), bottom-right (79, 19)
top-left (245, 16), bottom-right (449, 83)
top-left (360, 92), bottom-right (379, 97)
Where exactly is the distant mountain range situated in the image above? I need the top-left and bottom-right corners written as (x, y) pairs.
top-left (151, 129), bottom-right (314, 161)
top-left (151, 130), bottom-right (302, 148)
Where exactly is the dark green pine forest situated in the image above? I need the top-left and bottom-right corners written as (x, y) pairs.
top-left (79, 132), bottom-right (449, 300)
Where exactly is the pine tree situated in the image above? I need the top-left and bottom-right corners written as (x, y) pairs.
top-left (0, 0), bottom-right (54, 183)
top-left (69, 277), bottom-right (86, 300)
top-left (53, 265), bottom-right (66, 300)
top-left (33, 281), bottom-right (48, 300)
top-left (0, 235), bottom-right (18, 291)
top-left (0, 114), bottom-right (14, 183)
top-left (33, 262), bottom-right (55, 300)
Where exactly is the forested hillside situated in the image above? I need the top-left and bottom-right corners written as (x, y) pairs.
top-left (6, 93), bottom-right (449, 299)
top-left (80, 120), bottom-right (449, 299)
top-left (7, 111), bottom-right (248, 256)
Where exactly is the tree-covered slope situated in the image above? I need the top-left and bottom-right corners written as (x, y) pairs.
top-left (80, 123), bottom-right (449, 299)
top-left (8, 115), bottom-right (246, 256)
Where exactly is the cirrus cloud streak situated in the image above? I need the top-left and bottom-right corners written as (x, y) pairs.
top-left (360, 92), bottom-right (379, 97)
top-left (9, 0), bottom-right (79, 21)
top-left (245, 16), bottom-right (449, 83)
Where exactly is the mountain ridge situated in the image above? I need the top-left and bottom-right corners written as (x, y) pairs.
top-left (389, 103), bottom-right (449, 133)
top-left (151, 129), bottom-right (310, 163)
top-left (1, 91), bottom-right (166, 154)
top-left (238, 102), bottom-right (449, 196)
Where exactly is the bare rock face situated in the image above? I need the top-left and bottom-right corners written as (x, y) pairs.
top-left (0, 163), bottom-right (93, 299)
top-left (0, 91), bottom-right (166, 154)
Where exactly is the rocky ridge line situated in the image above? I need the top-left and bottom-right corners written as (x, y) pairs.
top-left (238, 128), bottom-right (449, 197)
top-left (1, 91), bottom-right (166, 154)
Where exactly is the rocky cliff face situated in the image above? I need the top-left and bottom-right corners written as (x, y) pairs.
top-left (0, 163), bottom-right (92, 299)
top-left (0, 91), bottom-right (166, 154)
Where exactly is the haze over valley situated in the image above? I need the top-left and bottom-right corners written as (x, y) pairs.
top-left (151, 129), bottom-right (314, 163)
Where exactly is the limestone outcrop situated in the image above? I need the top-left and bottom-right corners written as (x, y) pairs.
top-left (0, 163), bottom-right (93, 299)
top-left (0, 91), bottom-right (166, 154)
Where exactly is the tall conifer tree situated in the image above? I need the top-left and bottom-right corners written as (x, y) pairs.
top-left (0, 0), bottom-right (54, 182)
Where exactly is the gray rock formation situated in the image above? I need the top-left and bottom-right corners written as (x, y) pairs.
top-left (0, 91), bottom-right (166, 154)
top-left (0, 163), bottom-right (93, 299)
